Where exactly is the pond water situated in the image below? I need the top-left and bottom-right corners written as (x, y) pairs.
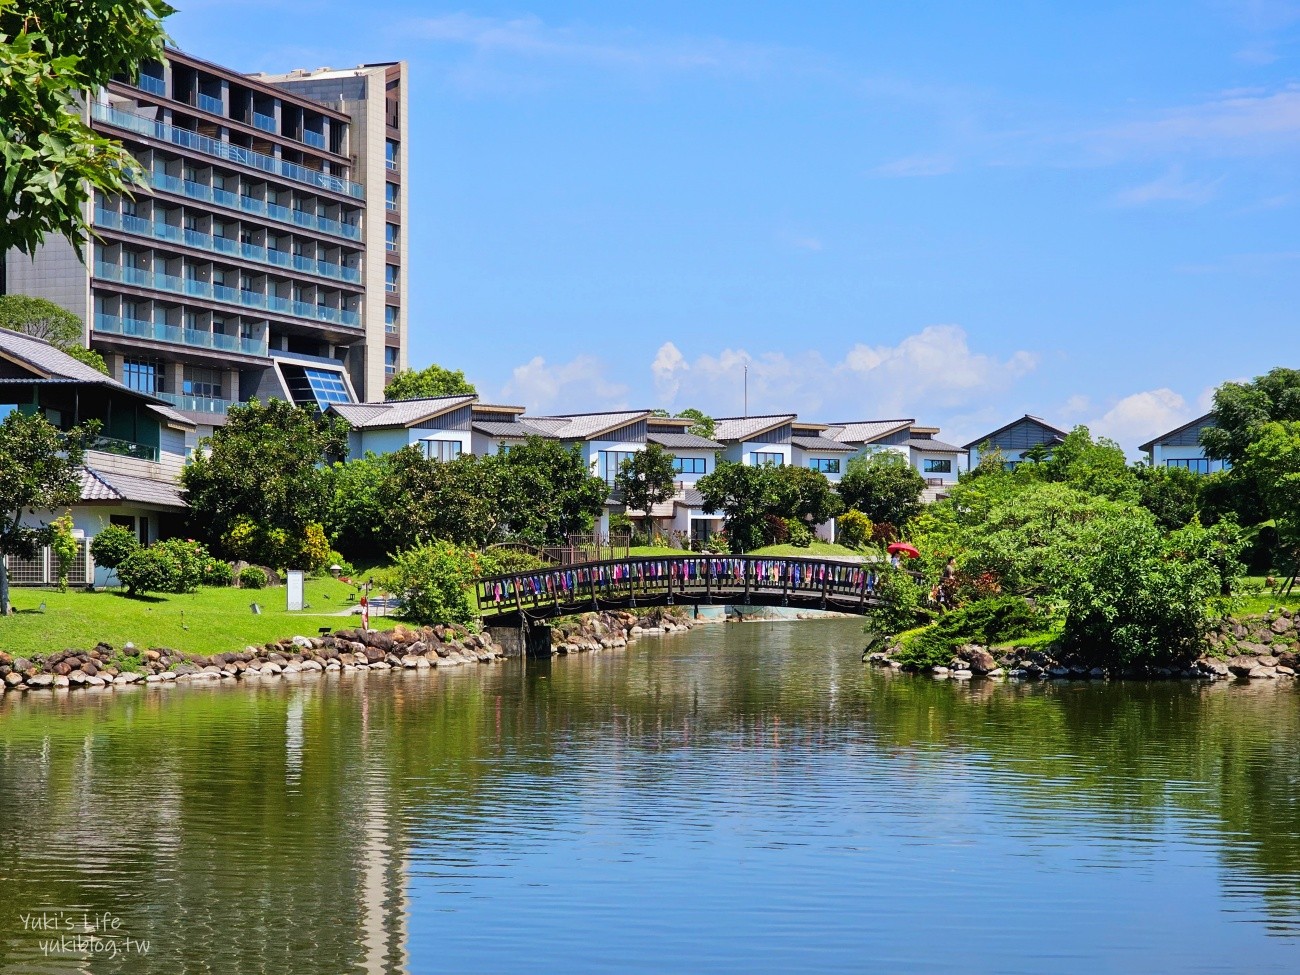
top-left (1, 618), bottom-right (1299, 974)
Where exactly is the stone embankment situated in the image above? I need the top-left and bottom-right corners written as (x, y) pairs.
top-left (0, 610), bottom-right (699, 693)
top-left (866, 610), bottom-right (1300, 682)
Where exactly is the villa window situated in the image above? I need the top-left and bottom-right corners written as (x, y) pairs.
top-left (750, 451), bottom-right (783, 467)
top-left (923, 458), bottom-right (953, 474)
top-left (808, 458), bottom-right (840, 474)
top-left (598, 450), bottom-right (638, 484)
top-left (1166, 458), bottom-right (1211, 474)
top-left (422, 439), bottom-right (462, 463)
top-left (673, 456), bottom-right (707, 475)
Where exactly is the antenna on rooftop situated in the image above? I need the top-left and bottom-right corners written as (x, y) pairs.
top-left (743, 365), bottom-right (748, 418)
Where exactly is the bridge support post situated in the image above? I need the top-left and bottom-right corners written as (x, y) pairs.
top-left (486, 621), bottom-right (553, 658)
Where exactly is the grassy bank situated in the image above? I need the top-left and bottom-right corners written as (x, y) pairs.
top-left (0, 578), bottom-right (398, 657)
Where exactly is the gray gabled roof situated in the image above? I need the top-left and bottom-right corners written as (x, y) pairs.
top-left (791, 434), bottom-right (855, 453)
top-left (81, 467), bottom-right (187, 508)
top-left (824, 418), bottom-right (915, 445)
top-left (471, 420), bottom-right (559, 440)
top-left (646, 431), bottom-right (724, 450)
top-left (329, 395), bottom-right (476, 430)
top-left (0, 328), bottom-right (120, 384)
top-left (526, 410), bottom-right (650, 441)
top-left (1138, 413), bottom-right (1214, 453)
top-left (902, 437), bottom-right (964, 453)
top-left (961, 414), bottom-right (1068, 451)
top-left (712, 414), bottom-right (796, 442)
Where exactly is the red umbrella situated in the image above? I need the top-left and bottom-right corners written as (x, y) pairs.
top-left (887, 542), bottom-right (920, 558)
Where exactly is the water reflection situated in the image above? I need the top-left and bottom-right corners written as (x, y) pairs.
top-left (0, 620), bottom-right (1298, 973)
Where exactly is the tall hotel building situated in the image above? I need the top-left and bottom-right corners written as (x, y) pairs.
top-left (3, 50), bottom-right (408, 432)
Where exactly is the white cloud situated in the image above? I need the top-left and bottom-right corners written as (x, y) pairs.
top-left (1096, 84), bottom-right (1300, 156)
top-left (650, 325), bottom-right (1038, 421)
top-left (501, 355), bottom-right (631, 413)
top-left (1114, 167), bottom-right (1223, 206)
top-left (1087, 388), bottom-right (1190, 453)
top-left (870, 153), bottom-right (957, 178)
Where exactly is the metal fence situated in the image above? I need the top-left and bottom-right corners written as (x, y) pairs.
top-left (3, 541), bottom-right (92, 587)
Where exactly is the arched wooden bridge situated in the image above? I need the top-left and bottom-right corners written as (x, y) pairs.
top-left (476, 555), bottom-right (900, 624)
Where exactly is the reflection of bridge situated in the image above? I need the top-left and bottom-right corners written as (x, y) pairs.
top-left (476, 555), bottom-right (895, 625)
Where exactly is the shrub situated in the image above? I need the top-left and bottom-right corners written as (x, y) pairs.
top-left (320, 550), bottom-right (355, 578)
top-left (476, 547), bottom-right (549, 577)
top-left (786, 518), bottom-right (813, 548)
top-left (869, 521), bottom-right (899, 545)
top-left (117, 538), bottom-right (210, 596)
top-left (117, 549), bottom-right (172, 596)
top-left (50, 513), bottom-right (78, 591)
top-left (836, 509), bottom-right (873, 549)
top-left (239, 566), bottom-right (267, 590)
top-left (385, 539), bottom-right (477, 626)
top-left (763, 514), bottom-right (790, 546)
top-left (203, 558), bottom-right (234, 587)
top-left (299, 522), bottom-right (331, 571)
top-left (895, 596), bottom-right (1041, 670)
top-left (864, 568), bottom-right (928, 636)
top-left (90, 524), bottom-right (138, 570)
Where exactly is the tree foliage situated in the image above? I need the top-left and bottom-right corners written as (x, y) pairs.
top-left (383, 363), bottom-right (476, 401)
top-left (0, 409), bottom-right (92, 613)
top-left (676, 408), bottom-right (716, 439)
top-left (615, 443), bottom-right (677, 532)
top-left (181, 399), bottom-right (349, 565)
top-left (384, 539), bottom-right (477, 626)
top-left (0, 295), bottom-right (108, 373)
top-left (90, 523), bottom-right (138, 570)
top-left (486, 437), bottom-right (608, 545)
top-left (838, 451), bottom-right (926, 527)
top-left (1202, 367), bottom-right (1300, 466)
top-left (0, 0), bottom-right (173, 257)
top-left (697, 461), bottom-right (778, 552)
top-left (1240, 420), bottom-right (1300, 551)
top-left (771, 464), bottom-right (843, 526)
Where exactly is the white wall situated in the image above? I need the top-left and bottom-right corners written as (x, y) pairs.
top-left (1149, 443), bottom-right (1227, 474)
top-left (911, 449), bottom-right (962, 484)
top-left (669, 450), bottom-right (714, 485)
top-left (722, 441), bottom-right (792, 466)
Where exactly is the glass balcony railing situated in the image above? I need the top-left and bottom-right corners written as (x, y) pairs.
top-left (93, 263), bottom-right (361, 328)
top-left (253, 112), bottom-right (277, 133)
top-left (302, 130), bottom-right (326, 149)
top-left (93, 103), bottom-right (363, 198)
top-left (94, 313), bottom-right (269, 357)
top-left (94, 208), bottom-right (362, 285)
top-left (137, 74), bottom-right (166, 96)
top-left (156, 391), bottom-right (233, 414)
top-left (146, 171), bottom-right (362, 241)
top-left (197, 92), bottom-right (223, 114)
top-left (89, 435), bottom-right (159, 462)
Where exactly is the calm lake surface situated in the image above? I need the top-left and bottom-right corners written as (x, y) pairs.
top-left (2, 618), bottom-right (1299, 974)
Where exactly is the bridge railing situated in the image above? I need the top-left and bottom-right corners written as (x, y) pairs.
top-left (476, 554), bottom-right (902, 619)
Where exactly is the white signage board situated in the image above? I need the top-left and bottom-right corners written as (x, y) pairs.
top-left (286, 569), bottom-right (305, 612)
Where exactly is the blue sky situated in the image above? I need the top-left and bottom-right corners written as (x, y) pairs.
top-left (170, 1), bottom-right (1300, 450)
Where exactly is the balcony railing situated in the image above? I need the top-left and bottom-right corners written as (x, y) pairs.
top-left (93, 103), bottom-right (363, 199)
top-left (89, 435), bottom-right (158, 462)
top-left (197, 92), bottom-right (223, 114)
top-left (94, 313), bottom-right (269, 357)
top-left (253, 111), bottom-right (277, 133)
top-left (147, 171), bottom-right (362, 241)
top-left (94, 208), bottom-right (362, 285)
top-left (137, 74), bottom-right (166, 96)
top-left (302, 130), bottom-right (326, 149)
top-left (93, 262), bottom-right (361, 328)
top-left (156, 391), bottom-right (233, 414)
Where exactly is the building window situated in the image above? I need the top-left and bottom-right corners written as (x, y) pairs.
top-left (923, 458), bottom-right (953, 474)
top-left (385, 182), bottom-right (399, 211)
top-left (672, 456), bottom-right (707, 475)
top-left (385, 223), bottom-right (399, 251)
top-left (385, 140), bottom-right (399, 171)
top-left (750, 451), bottom-right (783, 467)
top-left (422, 439), bottom-right (462, 463)
top-left (385, 264), bottom-right (399, 293)
top-left (304, 368), bottom-right (350, 407)
top-left (385, 306), bottom-right (399, 334)
top-left (1166, 458), bottom-right (1211, 474)
top-left (123, 358), bottom-right (163, 394)
top-left (183, 366), bottom-right (223, 400)
top-left (808, 458), bottom-right (840, 474)
top-left (598, 450), bottom-right (638, 484)
top-left (384, 346), bottom-right (398, 377)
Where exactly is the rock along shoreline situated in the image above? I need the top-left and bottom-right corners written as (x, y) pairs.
top-left (866, 609), bottom-right (1300, 683)
top-left (0, 610), bottom-right (700, 694)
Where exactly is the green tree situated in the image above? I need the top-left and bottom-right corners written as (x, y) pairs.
top-left (89, 523), bottom-right (138, 570)
top-left (0, 0), bottom-right (173, 257)
top-left (1240, 420), bottom-right (1300, 556)
top-left (614, 443), bottom-right (678, 536)
top-left (836, 509), bottom-right (873, 548)
top-left (770, 464), bottom-right (843, 525)
top-left (0, 410), bottom-right (93, 614)
top-left (323, 452), bottom-right (396, 560)
top-left (1033, 426), bottom-right (1137, 502)
top-left (181, 399), bottom-right (349, 564)
top-left (378, 448), bottom-right (503, 549)
top-left (0, 295), bottom-right (109, 373)
top-left (384, 539), bottom-right (477, 626)
top-left (697, 461), bottom-right (777, 552)
top-left (384, 363), bottom-right (476, 401)
top-left (1134, 463), bottom-right (1202, 530)
top-left (1202, 367), bottom-right (1300, 466)
top-left (482, 437), bottom-right (608, 545)
top-left (676, 408), bottom-right (716, 439)
top-left (838, 451), bottom-right (926, 527)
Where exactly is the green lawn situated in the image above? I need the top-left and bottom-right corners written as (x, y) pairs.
top-left (0, 577), bottom-right (399, 658)
top-left (749, 541), bottom-right (862, 558)
top-left (627, 545), bottom-right (685, 556)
